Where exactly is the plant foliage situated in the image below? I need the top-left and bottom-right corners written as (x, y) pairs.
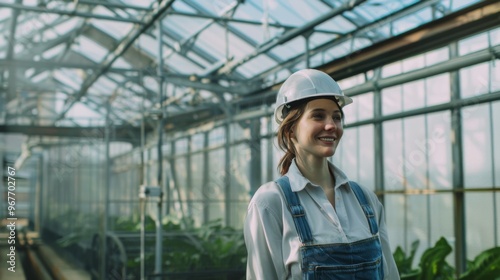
top-left (394, 237), bottom-right (500, 280)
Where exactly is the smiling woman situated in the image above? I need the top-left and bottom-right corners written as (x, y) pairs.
top-left (243, 69), bottom-right (400, 280)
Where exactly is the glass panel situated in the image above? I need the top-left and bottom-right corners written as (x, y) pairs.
top-left (209, 126), bottom-right (225, 146)
top-left (358, 92), bottom-right (374, 121)
top-left (407, 195), bottom-right (429, 265)
top-left (381, 61), bottom-right (402, 78)
top-left (174, 156), bottom-right (188, 210)
top-left (493, 101), bottom-right (500, 187)
top-left (425, 47), bottom-right (449, 66)
top-left (491, 27), bottom-right (500, 46)
top-left (403, 80), bottom-right (425, 111)
top-left (459, 32), bottom-right (488, 56)
top-left (426, 73), bottom-right (450, 106)
top-left (402, 55), bottom-right (425, 73)
top-left (337, 126), bottom-right (374, 190)
top-left (384, 194), bottom-right (405, 254)
top-left (191, 133), bottom-right (205, 151)
top-left (430, 194), bottom-right (455, 266)
top-left (340, 128), bottom-right (358, 181)
top-left (230, 202), bottom-right (248, 229)
top-left (466, 193), bottom-right (495, 259)
top-left (208, 202), bottom-right (225, 222)
top-left (404, 116), bottom-right (427, 190)
top-left (427, 111), bottom-right (452, 190)
top-left (344, 92), bottom-right (374, 124)
top-left (382, 85), bottom-right (402, 115)
top-left (230, 144), bottom-right (250, 201)
top-left (459, 63), bottom-right (489, 98)
top-left (358, 125), bottom-right (374, 190)
top-left (191, 153), bottom-right (204, 226)
top-left (207, 149), bottom-right (225, 199)
top-left (462, 103), bottom-right (493, 188)
top-left (383, 120), bottom-right (404, 190)
top-left (497, 193), bottom-right (500, 248)
top-left (492, 60), bottom-right (500, 92)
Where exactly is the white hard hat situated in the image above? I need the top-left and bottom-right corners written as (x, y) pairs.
top-left (274, 69), bottom-right (353, 124)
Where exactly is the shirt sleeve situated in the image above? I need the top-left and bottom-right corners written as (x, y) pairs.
top-left (375, 199), bottom-right (401, 280)
top-left (244, 196), bottom-right (287, 280)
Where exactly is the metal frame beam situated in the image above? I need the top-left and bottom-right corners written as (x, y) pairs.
top-left (56, 0), bottom-right (176, 121)
top-left (0, 2), bottom-right (145, 24)
top-left (217, 0), bottom-right (367, 75)
top-left (319, 0), bottom-right (500, 80)
top-left (0, 124), bottom-right (141, 144)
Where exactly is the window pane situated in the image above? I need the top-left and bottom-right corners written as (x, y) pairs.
top-left (426, 73), bottom-right (450, 106)
top-left (462, 103), bottom-right (493, 188)
top-left (403, 80), bottom-right (425, 111)
top-left (493, 101), bottom-right (500, 186)
top-left (427, 111), bottom-right (452, 190)
top-left (382, 85), bottom-right (402, 115)
top-left (492, 60), bottom-right (500, 92)
top-left (344, 92), bottom-right (374, 124)
top-left (466, 193), bottom-right (495, 259)
top-left (459, 32), bottom-right (488, 56)
top-left (358, 125), bottom-right (374, 190)
top-left (383, 120), bottom-right (404, 190)
top-left (404, 116), bottom-right (427, 190)
top-left (384, 194), bottom-right (405, 253)
top-left (460, 63), bottom-right (489, 98)
top-left (430, 194), bottom-right (455, 266)
top-left (407, 195), bottom-right (429, 265)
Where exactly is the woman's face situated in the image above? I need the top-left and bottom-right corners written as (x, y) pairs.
top-left (291, 98), bottom-right (343, 161)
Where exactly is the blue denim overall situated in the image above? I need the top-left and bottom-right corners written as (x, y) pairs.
top-left (276, 176), bottom-right (384, 280)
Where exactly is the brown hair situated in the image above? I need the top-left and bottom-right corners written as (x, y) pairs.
top-left (276, 98), bottom-right (344, 175)
top-left (276, 102), bottom-right (307, 175)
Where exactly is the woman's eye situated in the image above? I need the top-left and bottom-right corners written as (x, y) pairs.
top-left (312, 114), bottom-right (324, 119)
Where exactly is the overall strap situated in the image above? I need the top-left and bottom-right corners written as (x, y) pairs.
top-left (349, 181), bottom-right (379, 235)
top-left (275, 176), bottom-right (314, 244)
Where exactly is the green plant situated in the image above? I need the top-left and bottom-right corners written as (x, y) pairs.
top-left (393, 240), bottom-right (420, 280)
top-left (124, 217), bottom-right (247, 279)
top-left (393, 237), bottom-right (500, 280)
top-left (460, 247), bottom-right (500, 280)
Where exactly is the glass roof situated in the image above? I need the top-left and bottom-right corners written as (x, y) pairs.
top-left (0, 0), bottom-right (481, 128)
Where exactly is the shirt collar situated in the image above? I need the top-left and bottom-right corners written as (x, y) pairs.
top-left (285, 159), bottom-right (351, 192)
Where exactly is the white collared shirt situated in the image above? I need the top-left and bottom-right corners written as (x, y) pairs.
top-left (244, 160), bottom-right (400, 280)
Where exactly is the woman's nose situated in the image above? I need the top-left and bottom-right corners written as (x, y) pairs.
top-left (325, 119), bottom-right (337, 131)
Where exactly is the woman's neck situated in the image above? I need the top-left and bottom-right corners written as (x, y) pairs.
top-left (295, 156), bottom-right (334, 188)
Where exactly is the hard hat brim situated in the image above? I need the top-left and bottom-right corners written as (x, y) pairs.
top-left (274, 94), bottom-right (353, 124)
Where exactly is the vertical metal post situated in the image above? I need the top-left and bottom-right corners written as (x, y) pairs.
top-left (267, 116), bottom-right (273, 181)
top-left (140, 89), bottom-right (146, 280)
top-left (154, 17), bottom-right (165, 277)
top-left (225, 122), bottom-right (231, 226)
top-left (0, 146), bottom-right (3, 221)
top-left (203, 132), bottom-right (209, 223)
top-left (373, 78), bottom-right (385, 203)
top-left (249, 119), bottom-right (261, 196)
top-left (305, 32), bottom-right (311, 69)
top-left (450, 42), bottom-right (466, 275)
top-left (100, 101), bottom-right (111, 280)
top-left (140, 197), bottom-right (145, 280)
top-left (186, 135), bottom-right (192, 217)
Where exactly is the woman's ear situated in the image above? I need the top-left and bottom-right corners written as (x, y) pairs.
top-left (289, 126), bottom-right (297, 142)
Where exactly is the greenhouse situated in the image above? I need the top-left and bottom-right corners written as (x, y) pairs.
top-left (0, 0), bottom-right (499, 279)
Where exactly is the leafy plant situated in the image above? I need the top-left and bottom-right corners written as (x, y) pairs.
top-left (393, 240), bottom-right (420, 280)
top-left (394, 237), bottom-right (500, 280)
top-left (460, 247), bottom-right (500, 280)
top-left (418, 237), bottom-right (454, 280)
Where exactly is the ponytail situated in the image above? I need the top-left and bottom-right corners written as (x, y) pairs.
top-left (276, 103), bottom-right (306, 175)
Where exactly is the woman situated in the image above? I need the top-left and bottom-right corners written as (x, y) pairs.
top-left (244, 69), bottom-right (399, 279)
